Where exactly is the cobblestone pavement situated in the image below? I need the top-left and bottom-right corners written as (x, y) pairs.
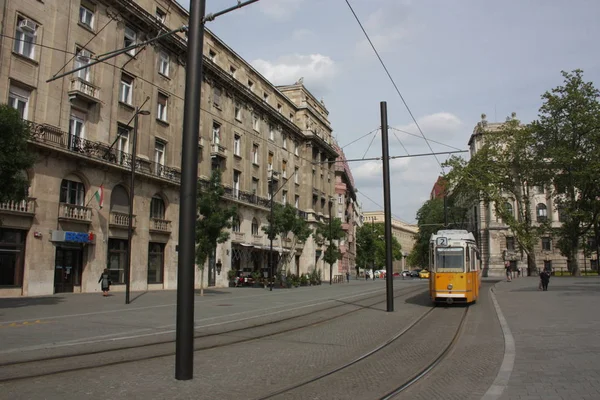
top-left (493, 276), bottom-right (600, 400)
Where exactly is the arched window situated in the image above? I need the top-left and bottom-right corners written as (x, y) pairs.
top-left (110, 185), bottom-right (129, 214)
top-left (232, 215), bottom-right (241, 232)
top-left (536, 203), bottom-right (548, 222)
top-left (504, 201), bottom-right (513, 217)
top-left (251, 218), bottom-right (259, 235)
top-left (150, 195), bottom-right (165, 219)
top-left (60, 176), bottom-right (85, 206)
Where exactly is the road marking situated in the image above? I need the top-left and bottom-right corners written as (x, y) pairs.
top-left (0, 320), bottom-right (51, 328)
top-left (481, 286), bottom-right (516, 400)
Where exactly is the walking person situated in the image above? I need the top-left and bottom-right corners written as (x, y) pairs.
top-left (346, 271), bottom-right (350, 283)
top-left (540, 270), bottom-right (550, 291)
top-left (505, 262), bottom-right (512, 282)
top-left (98, 268), bottom-right (111, 297)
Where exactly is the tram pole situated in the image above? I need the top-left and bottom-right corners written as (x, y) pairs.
top-left (380, 101), bottom-right (394, 312)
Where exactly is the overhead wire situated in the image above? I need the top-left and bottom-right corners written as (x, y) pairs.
top-left (343, 0), bottom-right (445, 173)
top-left (340, 127), bottom-right (379, 150)
top-left (391, 130), bottom-right (410, 156)
top-left (356, 189), bottom-right (414, 225)
top-left (362, 130), bottom-right (379, 160)
top-left (389, 127), bottom-right (464, 152)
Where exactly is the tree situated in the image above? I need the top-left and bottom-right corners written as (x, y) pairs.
top-left (444, 117), bottom-right (544, 275)
top-left (0, 104), bottom-right (36, 203)
top-left (356, 222), bottom-right (403, 275)
top-left (531, 70), bottom-right (600, 275)
top-left (315, 212), bottom-right (345, 285)
top-left (195, 169), bottom-right (237, 295)
top-left (408, 198), bottom-right (445, 269)
top-left (262, 203), bottom-right (312, 276)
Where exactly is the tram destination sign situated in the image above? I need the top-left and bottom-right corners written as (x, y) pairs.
top-left (436, 237), bottom-right (448, 246)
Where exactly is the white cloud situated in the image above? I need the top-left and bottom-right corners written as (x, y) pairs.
top-left (291, 28), bottom-right (316, 41)
top-left (251, 54), bottom-right (337, 94)
top-left (355, 3), bottom-right (415, 57)
top-left (258, 0), bottom-right (304, 21)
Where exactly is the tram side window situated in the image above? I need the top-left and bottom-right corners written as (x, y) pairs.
top-left (435, 247), bottom-right (464, 270)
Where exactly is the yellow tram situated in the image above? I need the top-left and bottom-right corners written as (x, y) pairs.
top-left (429, 229), bottom-right (481, 305)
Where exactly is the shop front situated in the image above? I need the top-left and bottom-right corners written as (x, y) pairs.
top-left (0, 228), bottom-right (27, 289)
top-left (51, 230), bottom-right (95, 293)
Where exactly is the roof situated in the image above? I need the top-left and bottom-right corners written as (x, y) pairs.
top-left (430, 229), bottom-right (476, 242)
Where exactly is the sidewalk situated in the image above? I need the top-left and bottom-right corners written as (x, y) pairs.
top-left (492, 276), bottom-right (600, 400)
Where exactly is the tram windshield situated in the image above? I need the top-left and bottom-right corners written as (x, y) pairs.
top-left (435, 247), bottom-right (464, 272)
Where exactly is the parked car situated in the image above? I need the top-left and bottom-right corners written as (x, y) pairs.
top-left (419, 269), bottom-right (430, 279)
top-left (401, 270), bottom-right (411, 277)
top-left (409, 269), bottom-right (422, 278)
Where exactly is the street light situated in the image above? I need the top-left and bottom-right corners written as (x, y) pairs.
top-left (125, 107), bottom-right (151, 305)
top-left (268, 169), bottom-right (275, 291)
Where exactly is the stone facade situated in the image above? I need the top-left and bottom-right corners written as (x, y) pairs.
top-left (361, 211), bottom-right (418, 273)
top-left (0, 0), bottom-right (338, 296)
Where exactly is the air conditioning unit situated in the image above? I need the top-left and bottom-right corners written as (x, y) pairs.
top-left (19, 19), bottom-right (37, 32)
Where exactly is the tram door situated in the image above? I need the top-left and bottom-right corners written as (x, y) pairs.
top-left (54, 248), bottom-right (82, 293)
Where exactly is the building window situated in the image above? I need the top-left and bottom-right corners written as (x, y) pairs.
top-left (119, 73), bottom-right (133, 105)
top-left (542, 237), bottom-right (552, 251)
top-left (229, 65), bottom-right (237, 77)
top-left (557, 205), bottom-right (567, 223)
top-left (124, 25), bottom-right (137, 55)
top-left (14, 17), bottom-right (37, 59)
top-left (536, 203), bottom-right (548, 222)
top-left (60, 179), bottom-right (85, 206)
top-left (232, 215), bottom-right (241, 232)
top-left (157, 93), bottom-right (168, 122)
top-left (269, 124), bottom-right (275, 140)
top-left (212, 121), bottom-right (221, 144)
top-left (251, 218), bottom-right (259, 235)
top-left (108, 238), bottom-right (127, 284)
top-left (233, 134), bottom-right (241, 156)
top-left (234, 103), bottom-right (242, 121)
top-left (543, 260), bottom-right (552, 272)
top-left (148, 243), bottom-right (165, 284)
top-left (536, 185), bottom-right (545, 194)
top-left (282, 190), bottom-right (287, 204)
top-left (294, 168), bottom-right (299, 184)
top-left (155, 140), bottom-right (165, 167)
top-left (252, 178), bottom-right (258, 195)
top-left (295, 195), bottom-right (299, 208)
top-left (69, 112), bottom-right (85, 149)
top-left (116, 125), bottom-right (130, 155)
top-left (277, 103), bottom-right (282, 114)
top-left (0, 228), bottom-right (26, 286)
top-left (213, 87), bottom-right (221, 108)
top-left (294, 140), bottom-right (299, 156)
top-left (155, 8), bottom-right (166, 23)
top-left (282, 160), bottom-right (287, 178)
top-left (263, 92), bottom-right (269, 102)
top-left (247, 79), bottom-right (254, 91)
top-left (233, 170), bottom-right (241, 198)
top-left (79, 3), bottom-right (95, 29)
top-left (504, 201), bottom-right (513, 217)
top-left (282, 134), bottom-right (287, 149)
top-left (252, 144), bottom-right (259, 164)
top-left (253, 114), bottom-right (259, 131)
top-left (75, 47), bottom-right (92, 82)
top-left (338, 194), bottom-right (343, 204)
top-left (208, 49), bottom-right (216, 61)
top-left (8, 85), bottom-right (30, 119)
top-left (150, 195), bottom-right (165, 219)
top-left (268, 152), bottom-right (274, 171)
top-left (506, 237), bottom-right (515, 252)
top-left (159, 51), bottom-right (169, 76)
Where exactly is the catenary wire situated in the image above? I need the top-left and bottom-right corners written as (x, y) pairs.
top-left (340, 127), bottom-right (379, 150)
top-left (356, 190), bottom-right (413, 225)
top-left (362, 130), bottom-right (379, 160)
top-left (389, 127), bottom-right (463, 151)
top-left (343, 0), bottom-right (444, 173)
top-left (391, 130), bottom-right (410, 156)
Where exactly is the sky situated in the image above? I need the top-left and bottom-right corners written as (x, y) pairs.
top-left (176, 0), bottom-right (600, 223)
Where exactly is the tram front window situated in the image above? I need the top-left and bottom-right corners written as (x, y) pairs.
top-left (435, 247), bottom-right (464, 272)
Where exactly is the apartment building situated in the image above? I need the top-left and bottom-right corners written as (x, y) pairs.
top-left (361, 211), bottom-right (417, 273)
top-left (468, 115), bottom-right (597, 277)
top-left (0, 0), bottom-right (338, 297)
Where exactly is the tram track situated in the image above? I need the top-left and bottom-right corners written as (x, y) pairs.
top-left (254, 303), bottom-right (469, 400)
top-left (0, 285), bottom-right (425, 383)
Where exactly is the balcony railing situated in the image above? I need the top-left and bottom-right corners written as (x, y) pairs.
top-left (0, 198), bottom-right (36, 215)
top-left (109, 211), bottom-right (135, 228)
top-left (232, 231), bottom-right (245, 242)
top-left (252, 235), bottom-right (263, 245)
top-left (150, 218), bottom-right (171, 233)
top-left (210, 142), bottom-right (227, 158)
top-left (26, 121), bottom-right (181, 184)
top-left (69, 77), bottom-right (101, 103)
top-left (58, 203), bottom-right (92, 222)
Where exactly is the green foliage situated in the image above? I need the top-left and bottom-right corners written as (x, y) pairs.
top-left (0, 104), bottom-right (36, 203)
top-left (356, 222), bottom-right (403, 271)
top-left (262, 203), bottom-right (311, 242)
top-left (408, 198), bottom-right (445, 268)
top-left (530, 69), bottom-right (600, 275)
top-left (195, 169), bottom-right (238, 269)
top-left (315, 215), bottom-right (345, 282)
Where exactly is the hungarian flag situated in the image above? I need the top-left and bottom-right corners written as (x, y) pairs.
top-left (94, 185), bottom-right (104, 209)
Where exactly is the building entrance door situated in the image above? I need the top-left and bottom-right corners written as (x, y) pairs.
top-left (54, 248), bottom-right (82, 293)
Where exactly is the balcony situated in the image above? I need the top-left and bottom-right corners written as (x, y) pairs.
top-left (210, 142), bottom-right (227, 159)
top-left (252, 235), bottom-right (263, 245)
top-left (58, 203), bottom-right (92, 223)
top-left (109, 212), bottom-right (136, 229)
top-left (150, 218), bottom-right (171, 233)
top-left (0, 198), bottom-right (36, 216)
top-left (268, 170), bottom-right (280, 181)
top-left (27, 121), bottom-right (181, 185)
top-left (68, 77), bottom-right (101, 104)
top-left (232, 231), bottom-right (245, 242)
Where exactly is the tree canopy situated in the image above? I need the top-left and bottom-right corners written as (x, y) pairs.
top-left (315, 214), bottom-right (345, 284)
top-left (356, 222), bottom-right (402, 274)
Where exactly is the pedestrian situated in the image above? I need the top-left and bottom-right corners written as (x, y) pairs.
top-left (505, 262), bottom-right (512, 282)
top-left (98, 268), bottom-right (111, 297)
top-left (346, 271), bottom-right (350, 283)
top-left (365, 272), bottom-right (369, 281)
top-left (540, 270), bottom-right (550, 291)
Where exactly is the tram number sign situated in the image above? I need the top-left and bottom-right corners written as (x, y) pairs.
top-left (436, 237), bottom-right (448, 247)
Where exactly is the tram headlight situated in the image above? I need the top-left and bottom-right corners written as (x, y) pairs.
top-left (447, 284), bottom-right (453, 290)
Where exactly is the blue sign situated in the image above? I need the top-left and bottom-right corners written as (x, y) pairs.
top-left (65, 231), bottom-right (92, 243)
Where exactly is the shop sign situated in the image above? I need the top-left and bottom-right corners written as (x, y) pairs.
top-left (51, 230), bottom-right (96, 244)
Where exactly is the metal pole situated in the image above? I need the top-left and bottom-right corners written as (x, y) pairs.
top-left (125, 110), bottom-right (138, 305)
top-left (269, 171), bottom-right (274, 291)
top-left (175, 0), bottom-right (206, 381)
top-left (329, 200), bottom-right (333, 285)
top-left (380, 101), bottom-right (394, 312)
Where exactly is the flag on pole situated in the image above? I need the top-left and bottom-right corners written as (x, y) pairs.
top-left (94, 185), bottom-right (104, 209)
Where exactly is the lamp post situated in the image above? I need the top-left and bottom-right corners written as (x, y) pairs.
top-left (269, 169), bottom-right (275, 291)
top-left (125, 107), bottom-right (151, 305)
